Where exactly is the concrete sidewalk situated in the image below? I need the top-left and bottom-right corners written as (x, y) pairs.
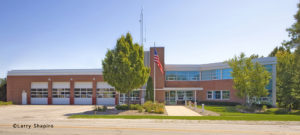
top-left (165, 106), bottom-right (202, 116)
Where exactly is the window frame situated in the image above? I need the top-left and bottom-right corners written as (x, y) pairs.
top-left (31, 88), bottom-right (48, 98)
top-left (74, 88), bottom-right (93, 98)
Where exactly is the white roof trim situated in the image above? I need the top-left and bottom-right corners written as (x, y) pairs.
top-left (7, 69), bottom-right (102, 76)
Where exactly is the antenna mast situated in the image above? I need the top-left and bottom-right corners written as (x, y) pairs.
top-left (139, 8), bottom-right (143, 46)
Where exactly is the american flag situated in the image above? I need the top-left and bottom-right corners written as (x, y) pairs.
top-left (154, 48), bottom-right (164, 74)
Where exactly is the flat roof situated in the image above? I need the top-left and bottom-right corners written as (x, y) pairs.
top-left (7, 69), bottom-right (102, 76)
top-left (7, 57), bottom-right (276, 76)
top-left (166, 57), bottom-right (276, 71)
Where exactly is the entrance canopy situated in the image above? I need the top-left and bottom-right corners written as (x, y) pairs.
top-left (161, 87), bottom-right (203, 91)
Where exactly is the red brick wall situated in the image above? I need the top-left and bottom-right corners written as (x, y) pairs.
top-left (150, 47), bottom-right (165, 89)
top-left (7, 75), bottom-right (104, 104)
top-left (165, 80), bottom-right (244, 103)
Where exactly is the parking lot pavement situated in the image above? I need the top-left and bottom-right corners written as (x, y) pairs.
top-left (0, 105), bottom-right (300, 135)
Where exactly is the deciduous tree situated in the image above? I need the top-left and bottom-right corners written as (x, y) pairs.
top-left (102, 33), bottom-right (150, 105)
top-left (228, 53), bottom-right (270, 106)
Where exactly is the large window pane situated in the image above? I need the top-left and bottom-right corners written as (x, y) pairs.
top-left (97, 88), bottom-right (115, 98)
top-left (222, 68), bottom-right (233, 79)
top-left (222, 91), bottom-right (230, 100)
top-left (214, 91), bottom-right (221, 99)
top-left (166, 71), bottom-right (200, 81)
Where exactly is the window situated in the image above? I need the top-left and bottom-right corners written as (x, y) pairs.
top-left (222, 68), bottom-right (233, 79)
top-left (185, 91), bottom-right (193, 100)
top-left (207, 90), bottom-right (230, 100)
top-left (97, 88), bottom-right (115, 98)
top-left (214, 91), bottom-right (221, 99)
top-left (222, 91), bottom-right (230, 100)
top-left (120, 91), bottom-right (140, 102)
top-left (74, 88), bottom-right (92, 98)
top-left (31, 89), bottom-right (48, 98)
top-left (52, 88), bottom-right (70, 98)
top-left (166, 71), bottom-right (200, 81)
top-left (201, 70), bottom-right (221, 80)
top-left (207, 91), bottom-right (212, 99)
top-left (177, 91), bottom-right (184, 100)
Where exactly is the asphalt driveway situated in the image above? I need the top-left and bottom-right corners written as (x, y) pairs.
top-left (0, 105), bottom-right (94, 121)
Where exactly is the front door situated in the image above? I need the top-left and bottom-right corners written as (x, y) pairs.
top-left (165, 91), bottom-right (176, 105)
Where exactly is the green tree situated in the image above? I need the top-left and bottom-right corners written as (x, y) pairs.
top-left (269, 46), bottom-right (290, 57)
top-left (228, 53), bottom-right (270, 106)
top-left (0, 78), bottom-right (7, 101)
top-left (102, 33), bottom-right (150, 105)
top-left (283, 3), bottom-right (300, 49)
top-left (145, 76), bottom-right (154, 102)
top-left (275, 50), bottom-right (298, 110)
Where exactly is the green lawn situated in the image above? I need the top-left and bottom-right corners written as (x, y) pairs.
top-left (69, 105), bottom-right (300, 121)
top-left (0, 101), bottom-right (12, 105)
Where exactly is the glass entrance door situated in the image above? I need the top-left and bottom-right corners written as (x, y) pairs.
top-left (165, 91), bottom-right (176, 105)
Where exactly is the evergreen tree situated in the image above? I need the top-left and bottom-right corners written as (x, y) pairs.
top-left (275, 50), bottom-right (298, 110)
top-left (145, 76), bottom-right (154, 102)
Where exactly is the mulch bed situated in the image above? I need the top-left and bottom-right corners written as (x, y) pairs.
top-left (81, 107), bottom-right (167, 116)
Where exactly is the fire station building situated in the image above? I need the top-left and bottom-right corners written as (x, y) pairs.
top-left (7, 47), bottom-right (277, 106)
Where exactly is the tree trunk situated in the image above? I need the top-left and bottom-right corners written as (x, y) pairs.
top-left (127, 91), bottom-right (131, 107)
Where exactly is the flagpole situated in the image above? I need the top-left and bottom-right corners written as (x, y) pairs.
top-left (153, 42), bottom-right (156, 103)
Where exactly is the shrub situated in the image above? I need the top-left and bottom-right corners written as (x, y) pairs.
top-left (137, 105), bottom-right (143, 113)
top-left (261, 105), bottom-right (268, 112)
top-left (94, 105), bottom-right (107, 112)
top-left (143, 101), bottom-right (165, 114)
top-left (129, 104), bottom-right (141, 110)
top-left (198, 101), bottom-right (240, 106)
top-left (116, 104), bottom-right (129, 110)
top-left (0, 101), bottom-right (12, 105)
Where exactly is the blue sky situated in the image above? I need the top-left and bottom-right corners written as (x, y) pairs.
top-left (0, 0), bottom-right (298, 78)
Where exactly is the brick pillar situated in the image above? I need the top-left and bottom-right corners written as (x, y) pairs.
top-left (27, 88), bottom-right (31, 105)
top-left (70, 80), bottom-right (74, 105)
top-left (48, 80), bottom-right (52, 105)
top-left (92, 80), bottom-right (97, 105)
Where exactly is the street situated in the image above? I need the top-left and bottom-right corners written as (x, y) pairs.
top-left (0, 105), bottom-right (299, 135)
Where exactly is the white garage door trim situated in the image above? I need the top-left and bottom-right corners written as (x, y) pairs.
top-left (74, 82), bottom-right (92, 105)
top-left (96, 82), bottom-right (115, 105)
top-left (52, 82), bottom-right (70, 105)
top-left (74, 98), bottom-right (92, 105)
top-left (97, 98), bottom-right (115, 105)
top-left (97, 82), bottom-right (114, 88)
top-left (31, 82), bottom-right (48, 105)
top-left (53, 82), bottom-right (70, 88)
top-left (75, 82), bottom-right (92, 88)
top-left (31, 98), bottom-right (48, 105)
top-left (52, 98), bottom-right (70, 104)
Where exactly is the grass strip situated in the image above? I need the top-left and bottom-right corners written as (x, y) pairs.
top-left (69, 114), bottom-right (300, 121)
